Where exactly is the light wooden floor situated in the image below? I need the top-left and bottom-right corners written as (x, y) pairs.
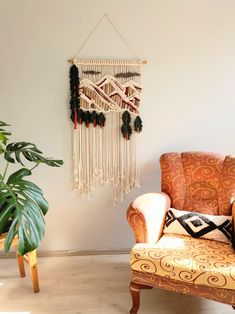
top-left (0, 254), bottom-right (234, 314)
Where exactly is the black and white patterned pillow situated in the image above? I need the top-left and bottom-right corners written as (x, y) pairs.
top-left (163, 208), bottom-right (232, 244)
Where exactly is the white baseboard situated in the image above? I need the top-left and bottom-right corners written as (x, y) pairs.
top-left (0, 248), bottom-right (131, 259)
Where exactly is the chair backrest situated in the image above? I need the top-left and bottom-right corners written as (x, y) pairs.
top-left (160, 152), bottom-right (235, 215)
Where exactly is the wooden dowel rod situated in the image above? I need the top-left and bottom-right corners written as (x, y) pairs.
top-left (67, 58), bottom-right (147, 65)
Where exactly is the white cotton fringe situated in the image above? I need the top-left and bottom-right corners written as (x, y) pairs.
top-left (73, 112), bottom-right (140, 204)
top-left (73, 59), bottom-right (142, 204)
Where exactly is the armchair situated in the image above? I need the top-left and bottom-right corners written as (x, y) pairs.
top-left (127, 152), bottom-right (235, 313)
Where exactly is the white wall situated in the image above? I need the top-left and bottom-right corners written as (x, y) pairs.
top-left (1, 0), bottom-right (235, 251)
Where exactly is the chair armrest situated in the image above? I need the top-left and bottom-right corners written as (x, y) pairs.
top-left (127, 192), bottom-right (171, 244)
top-left (232, 202), bottom-right (235, 250)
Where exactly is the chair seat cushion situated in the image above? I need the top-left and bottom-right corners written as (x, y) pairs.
top-left (131, 234), bottom-right (235, 290)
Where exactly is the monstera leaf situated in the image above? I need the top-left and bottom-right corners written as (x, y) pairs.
top-left (0, 168), bottom-right (48, 255)
top-left (0, 120), bottom-right (63, 255)
top-left (4, 142), bottom-right (63, 167)
top-left (0, 121), bottom-right (11, 153)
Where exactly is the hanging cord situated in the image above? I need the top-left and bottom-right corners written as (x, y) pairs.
top-left (69, 14), bottom-right (146, 64)
top-left (104, 14), bottom-right (140, 60)
top-left (73, 14), bottom-right (106, 60)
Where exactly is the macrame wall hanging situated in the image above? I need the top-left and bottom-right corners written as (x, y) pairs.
top-left (68, 14), bottom-right (146, 204)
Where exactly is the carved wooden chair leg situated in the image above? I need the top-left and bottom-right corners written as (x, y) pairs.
top-left (16, 251), bottom-right (25, 278)
top-left (130, 281), bottom-right (141, 314)
top-left (28, 250), bottom-right (40, 293)
top-left (130, 281), bottom-right (152, 314)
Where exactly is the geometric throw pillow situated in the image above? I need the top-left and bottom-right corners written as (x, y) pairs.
top-left (163, 208), bottom-right (232, 244)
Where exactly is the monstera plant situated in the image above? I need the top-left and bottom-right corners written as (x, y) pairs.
top-left (0, 121), bottom-right (63, 255)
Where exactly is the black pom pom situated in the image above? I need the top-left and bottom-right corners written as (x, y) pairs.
top-left (90, 111), bottom-right (98, 127)
top-left (77, 109), bottom-right (85, 124)
top-left (134, 116), bottom-right (143, 133)
top-left (122, 110), bottom-right (131, 124)
top-left (97, 113), bottom-right (106, 128)
top-left (70, 64), bottom-right (78, 77)
top-left (121, 123), bottom-right (132, 140)
top-left (84, 111), bottom-right (91, 127)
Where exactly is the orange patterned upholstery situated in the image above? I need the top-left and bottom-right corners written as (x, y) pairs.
top-left (131, 234), bottom-right (235, 290)
top-left (160, 152), bottom-right (235, 215)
